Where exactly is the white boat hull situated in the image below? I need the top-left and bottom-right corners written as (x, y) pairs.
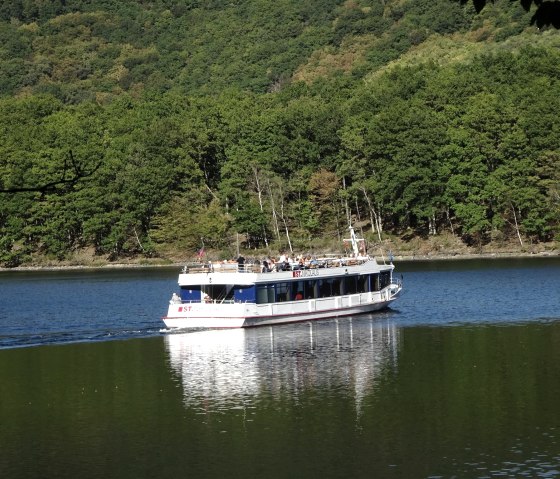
top-left (163, 287), bottom-right (401, 330)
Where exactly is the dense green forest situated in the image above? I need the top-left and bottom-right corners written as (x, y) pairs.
top-left (1, 0), bottom-right (559, 266)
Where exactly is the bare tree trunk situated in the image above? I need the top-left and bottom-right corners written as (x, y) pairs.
top-left (376, 202), bottom-right (383, 235)
top-left (446, 207), bottom-right (455, 235)
top-left (355, 196), bottom-right (361, 223)
top-left (133, 228), bottom-right (145, 253)
top-left (267, 180), bottom-right (281, 240)
top-left (511, 202), bottom-right (524, 247)
top-left (253, 166), bottom-right (263, 212)
top-left (342, 176), bottom-right (350, 225)
top-left (429, 213), bottom-right (437, 235)
top-left (336, 199), bottom-right (343, 242)
top-left (279, 193), bottom-right (293, 254)
top-left (205, 184), bottom-right (219, 201)
top-left (252, 166), bottom-right (269, 249)
top-left (360, 187), bottom-right (382, 243)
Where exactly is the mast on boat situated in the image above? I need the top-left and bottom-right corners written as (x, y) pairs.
top-left (346, 225), bottom-right (365, 258)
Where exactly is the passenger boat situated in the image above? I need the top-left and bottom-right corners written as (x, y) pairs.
top-left (163, 227), bottom-right (402, 329)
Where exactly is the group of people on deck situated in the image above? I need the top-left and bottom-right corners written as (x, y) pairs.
top-left (207, 252), bottom-right (351, 273)
top-left (261, 253), bottom-right (318, 273)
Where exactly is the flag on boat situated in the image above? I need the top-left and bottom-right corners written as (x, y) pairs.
top-left (197, 248), bottom-right (204, 257)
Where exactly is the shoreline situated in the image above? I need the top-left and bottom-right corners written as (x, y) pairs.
top-left (1, 250), bottom-right (558, 272)
top-left (393, 250), bottom-right (559, 261)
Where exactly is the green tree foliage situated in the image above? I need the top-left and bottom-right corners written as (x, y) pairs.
top-left (1, 0), bottom-right (559, 265)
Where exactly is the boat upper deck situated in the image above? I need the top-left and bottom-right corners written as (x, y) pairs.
top-left (181, 256), bottom-right (385, 275)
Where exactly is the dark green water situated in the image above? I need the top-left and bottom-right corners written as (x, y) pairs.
top-left (1, 259), bottom-right (560, 478)
top-left (1, 320), bottom-right (560, 478)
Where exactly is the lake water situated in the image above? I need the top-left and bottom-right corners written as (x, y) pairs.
top-left (1, 258), bottom-right (559, 478)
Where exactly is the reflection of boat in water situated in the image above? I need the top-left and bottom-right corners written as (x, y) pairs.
top-left (166, 328), bottom-right (259, 408)
top-left (165, 317), bottom-right (400, 411)
top-left (163, 227), bottom-right (403, 329)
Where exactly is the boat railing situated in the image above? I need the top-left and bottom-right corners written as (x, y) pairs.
top-left (182, 262), bottom-right (261, 274)
top-left (388, 275), bottom-right (403, 297)
top-left (181, 257), bottom-right (373, 274)
top-left (391, 275), bottom-right (403, 288)
top-left (177, 299), bottom-right (254, 304)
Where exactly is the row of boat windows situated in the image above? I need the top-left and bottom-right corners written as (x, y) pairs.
top-left (256, 272), bottom-right (391, 304)
top-left (179, 272), bottom-right (391, 304)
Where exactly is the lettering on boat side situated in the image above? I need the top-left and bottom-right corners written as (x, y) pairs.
top-left (292, 269), bottom-right (319, 278)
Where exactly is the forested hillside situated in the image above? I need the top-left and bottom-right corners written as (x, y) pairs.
top-left (1, 0), bottom-right (559, 266)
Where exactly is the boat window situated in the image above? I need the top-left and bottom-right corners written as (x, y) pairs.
top-left (224, 287), bottom-right (235, 301)
top-left (318, 279), bottom-right (334, 298)
top-left (332, 278), bottom-right (343, 296)
top-left (291, 281), bottom-right (305, 301)
top-left (344, 276), bottom-right (358, 295)
top-left (358, 275), bottom-right (369, 293)
top-left (256, 284), bottom-right (275, 304)
top-left (276, 282), bottom-right (290, 302)
top-left (205, 285), bottom-right (230, 302)
top-left (380, 271), bottom-right (391, 289)
top-left (256, 285), bottom-right (268, 304)
top-left (305, 280), bottom-right (317, 299)
top-left (371, 274), bottom-right (380, 291)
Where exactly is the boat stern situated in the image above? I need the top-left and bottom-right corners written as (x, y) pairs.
top-left (163, 301), bottom-right (253, 329)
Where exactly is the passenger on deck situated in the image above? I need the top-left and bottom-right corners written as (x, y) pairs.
top-left (283, 256), bottom-right (291, 271)
top-left (262, 260), bottom-right (270, 273)
top-left (170, 292), bottom-right (182, 304)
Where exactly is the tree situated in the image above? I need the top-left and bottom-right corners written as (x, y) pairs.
top-left (459, 0), bottom-right (560, 28)
top-left (308, 169), bottom-right (341, 237)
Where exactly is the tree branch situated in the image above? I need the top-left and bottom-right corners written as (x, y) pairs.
top-left (0, 150), bottom-right (101, 194)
